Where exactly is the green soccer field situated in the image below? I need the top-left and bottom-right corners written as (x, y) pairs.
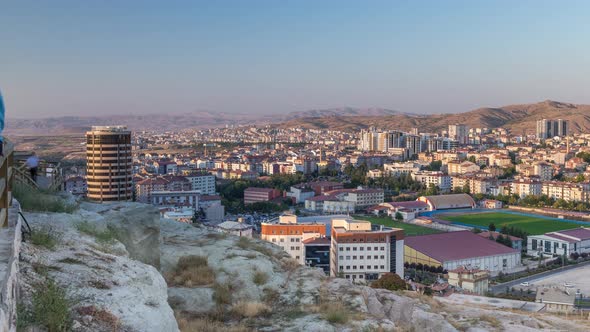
top-left (437, 212), bottom-right (585, 235)
top-left (358, 216), bottom-right (442, 236)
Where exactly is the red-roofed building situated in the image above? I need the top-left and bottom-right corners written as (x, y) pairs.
top-left (404, 231), bottom-right (521, 274)
top-left (244, 187), bottom-right (282, 204)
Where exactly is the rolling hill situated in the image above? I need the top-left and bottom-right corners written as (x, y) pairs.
top-left (276, 100), bottom-right (590, 134)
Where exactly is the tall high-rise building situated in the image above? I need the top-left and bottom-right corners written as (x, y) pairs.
top-left (86, 126), bottom-right (133, 201)
top-left (536, 119), bottom-right (568, 139)
top-left (448, 124), bottom-right (469, 145)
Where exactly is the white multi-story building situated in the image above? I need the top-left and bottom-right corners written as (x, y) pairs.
top-left (330, 218), bottom-right (404, 283)
top-left (185, 173), bottom-right (216, 195)
top-left (541, 181), bottom-right (590, 203)
top-left (344, 189), bottom-right (384, 209)
top-left (527, 228), bottom-right (590, 257)
top-left (412, 171), bottom-right (452, 191)
top-left (261, 216), bottom-right (326, 264)
top-left (151, 190), bottom-right (200, 209)
top-left (510, 179), bottom-right (542, 198)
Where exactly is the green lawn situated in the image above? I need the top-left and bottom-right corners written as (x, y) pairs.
top-left (438, 212), bottom-right (584, 235)
top-left (358, 215), bottom-right (442, 236)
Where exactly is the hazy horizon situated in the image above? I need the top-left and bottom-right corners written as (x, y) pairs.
top-left (2, 0), bottom-right (590, 118)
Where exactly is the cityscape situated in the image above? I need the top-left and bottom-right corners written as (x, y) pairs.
top-left (3, 1), bottom-right (590, 332)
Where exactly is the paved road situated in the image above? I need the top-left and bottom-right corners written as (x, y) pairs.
top-left (491, 260), bottom-right (590, 294)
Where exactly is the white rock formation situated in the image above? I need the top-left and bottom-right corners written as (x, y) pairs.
top-left (19, 205), bottom-right (178, 332)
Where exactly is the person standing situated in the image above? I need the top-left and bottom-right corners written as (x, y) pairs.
top-left (0, 89), bottom-right (5, 157)
top-left (25, 152), bottom-right (40, 182)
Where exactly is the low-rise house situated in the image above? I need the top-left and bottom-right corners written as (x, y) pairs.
top-left (216, 220), bottom-right (253, 237)
top-left (447, 266), bottom-right (490, 295)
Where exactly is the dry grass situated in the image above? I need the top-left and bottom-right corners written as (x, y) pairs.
top-left (77, 305), bottom-right (120, 330)
top-left (231, 301), bottom-right (271, 318)
top-left (252, 270), bottom-right (269, 286)
top-left (166, 255), bottom-right (216, 287)
top-left (280, 258), bottom-right (300, 272)
top-left (213, 282), bottom-right (233, 306)
top-left (317, 302), bottom-right (350, 325)
top-left (479, 314), bottom-right (502, 329)
top-left (176, 315), bottom-right (251, 332)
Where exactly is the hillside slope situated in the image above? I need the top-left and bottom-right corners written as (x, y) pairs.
top-left (277, 101), bottom-right (590, 134)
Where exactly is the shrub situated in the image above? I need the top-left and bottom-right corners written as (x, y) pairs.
top-left (32, 278), bottom-right (71, 331)
top-left (252, 270), bottom-right (269, 285)
top-left (371, 273), bottom-right (407, 291)
top-left (213, 282), bottom-right (233, 306)
top-left (14, 184), bottom-right (77, 213)
top-left (479, 314), bottom-right (501, 328)
top-left (30, 227), bottom-right (59, 249)
top-left (166, 255), bottom-right (215, 287)
top-left (320, 302), bottom-right (349, 325)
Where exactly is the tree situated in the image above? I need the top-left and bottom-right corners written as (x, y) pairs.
top-left (371, 273), bottom-right (407, 291)
top-left (488, 223), bottom-right (496, 232)
top-left (394, 211), bottom-right (404, 221)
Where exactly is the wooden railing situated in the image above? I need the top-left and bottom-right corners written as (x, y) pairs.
top-left (13, 152), bottom-right (64, 192)
top-left (0, 140), bottom-right (15, 227)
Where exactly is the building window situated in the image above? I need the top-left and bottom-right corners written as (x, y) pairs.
top-left (380, 265), bottom-right (385, 269)
top-left (346, 266), bottom-right (350, 270)
top-left (291, 246), bottom-right (295, 250)
top-left (346, 256), bottom-right (350, 260)
top-left (346, 247), bottom-right (350, 251)
top-left (380, 255), bottom-right (385, 259)
top-left (502, 259), bottom-right (507, 268)
top-left (353, 266), bottom-right (357, 270)
top-left (359, 247), bottom-right (364, 251)
top-left (280, 239), bottom-right (284, 242)
top-left (374, 265), bottom-right (378, 269)
top-left (367, 247), bottom-right (371, 251)
top-left (345, 275), bottom-right (350, 279)
top-left (339, 266), bottom-right (343, 271)
top-left (353, 247), bottom-right (357, 251)
top-left (374, 247), bottom-right (378, 251)
top-left (380, 247), bottom-right (385, 251)
top-left (374, 255), bottom-right (378, 259)
top-left (360, 265), bottom-right (364, 270)
top-left (360, 256), bottom-right (364, 259)
top-left (339, 256), bottom-right (343, 260)
top-left (359, 275), bottom-right (364, 279)
top-left (353, 256), bottom-right (357, 259)
top-left (367, 256), bottom-right (371, 260)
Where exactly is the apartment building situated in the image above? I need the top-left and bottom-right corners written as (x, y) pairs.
top-left (447, 160), bottom-right (480, 175)
top-left (185, 173), bottom-right (216, 195)
top-left (244, 187), bottom-right (282, 204)
top-left (541, 181), bottom-right (590, 202)
top-left (151, 190), bottom-right (200, 209)
top-left (260, 216), bottom-right (326, 264)
top-left (330, 218), bottom-right (405, 282)
top-left (412, 171), bottom-right (452, 191)
top-left (533, 162), bottom-right (554, 181)
top-left (344, 189), bottom-right (384, 209)
top-left (510, 179), bottom-right (542, 198)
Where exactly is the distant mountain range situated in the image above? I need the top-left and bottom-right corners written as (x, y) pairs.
top-left (6, 101), bottom-right (590, 135)
top-left (276, 101), bottom-right (590, 134)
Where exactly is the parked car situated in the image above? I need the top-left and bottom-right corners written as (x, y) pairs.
top-left (564, 282), bottom-right (575, 288)
top-left (520, 282), bottom-right (531, 287)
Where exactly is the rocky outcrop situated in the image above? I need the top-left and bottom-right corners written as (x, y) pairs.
top-left (18, 204), bottom-right (178, 332)
top-left (78, 202), bottom-right (161, 269)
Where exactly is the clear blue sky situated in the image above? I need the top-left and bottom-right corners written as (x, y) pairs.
top-left (2, 0), bottom-right (590, 118)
